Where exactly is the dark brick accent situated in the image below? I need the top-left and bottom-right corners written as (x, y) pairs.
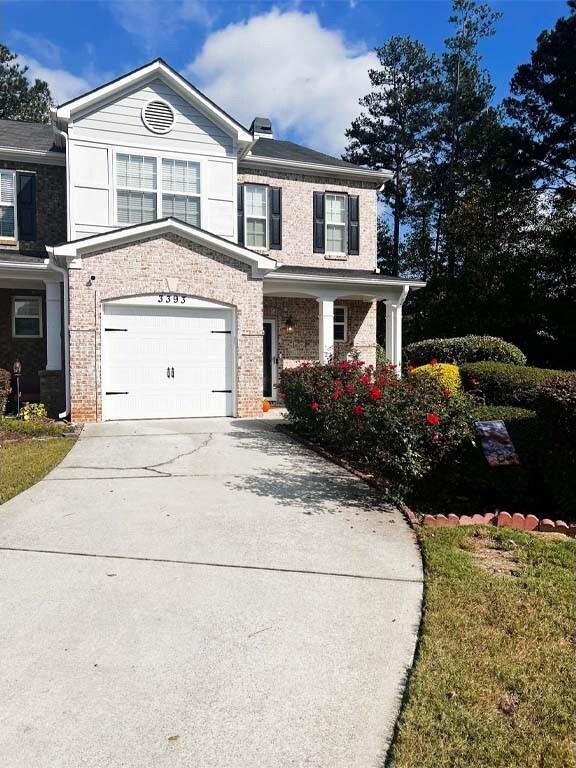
top-left (0, 288), bottom-right (46, 398)
top-left (0, 159), bottom-right (66, 252)
top-left (39, 369), bottom-right (65, 417)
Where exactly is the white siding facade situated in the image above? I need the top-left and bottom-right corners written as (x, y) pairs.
top-left (67, 77), bottom-right (237, 241)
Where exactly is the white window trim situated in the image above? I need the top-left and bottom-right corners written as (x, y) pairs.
top-left (12, 295), bottom-right (43, 339)
top-left (244, 183), bottom-right (268, 249)
top-left (114, 151), bottom-right (202, 228)
top-left (334, 305), bottom-right (348, 343)
top-left (0, 169), bottom-right (18, 241)
top-left (161, 158), bottom-right (201, 226)
top-left (325, 192), bottom-right (347, 256)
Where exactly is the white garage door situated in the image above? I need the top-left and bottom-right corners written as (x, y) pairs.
top-left (102, 298), bottom-right (234, 421)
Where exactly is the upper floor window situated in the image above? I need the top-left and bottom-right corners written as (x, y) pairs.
top-left (116, 154), bottom-right (157, 225)
top-left (244, 184), bottom-right (268, 248)
top-left (116, 154), bottom-right (201, 227)
top-left (162, 159), bottom-right (200, 227)
top-left (313, 192), bottom-right (359, 257)
top-left (325, 193), bottom-right (347, 254)
top-left (0, 171), bottom-right (16, 238)
top-left (12, 296), bottom-right (43, 338)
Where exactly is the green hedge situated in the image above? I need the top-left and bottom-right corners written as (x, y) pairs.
top-left (0, 369), bottom-right (10, 416)
top-left (460, 361), bottom-right (573, 408)
top-left (537, 375), bottom-right (576, 448)
top-left (404, 335), bottom-right (527, 367)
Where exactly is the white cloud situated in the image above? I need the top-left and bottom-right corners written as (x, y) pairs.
top-left (188, 9), bottom-right (376, 155)
top-left (17, 54), bottom-right (97, 105)
top-left (10, 31), bottom-right (63, 67)
top-left (107, 0), bottom-right (214, 54)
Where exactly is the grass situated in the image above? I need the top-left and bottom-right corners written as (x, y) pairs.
top-left (0, 416), bottom-right (72, 440)
top-left (387, 526), bottom-right (576, 768)
top-left (0, 438), bottom-right (75, 503)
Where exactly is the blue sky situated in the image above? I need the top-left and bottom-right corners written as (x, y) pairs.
top-left (2, 0), bottom-right (568, 154)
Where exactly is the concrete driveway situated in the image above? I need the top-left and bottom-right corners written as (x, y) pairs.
top-left (0, 417), bottom-right (422, 768)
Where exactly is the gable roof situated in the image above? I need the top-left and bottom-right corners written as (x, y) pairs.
top-left (0, 119), bottom-right (65, 164)
top-left (54, 58), bottom-right (253, 147)
top-left (241, 137), bottom-right (391, 185)
top-left (47, 217), bottom-right (278, 273)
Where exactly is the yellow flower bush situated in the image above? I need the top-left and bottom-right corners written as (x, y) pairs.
top-left (410, 362), bottom-right (462, 395)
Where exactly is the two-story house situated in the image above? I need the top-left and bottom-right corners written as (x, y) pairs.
top-left (0, 59), bottom-right (423, 422)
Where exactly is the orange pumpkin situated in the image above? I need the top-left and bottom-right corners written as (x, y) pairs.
top-left (262, 400), bottom-right (271, 412)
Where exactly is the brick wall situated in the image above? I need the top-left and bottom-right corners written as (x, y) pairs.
top-left (0, 160), bottom-right (67, 251)
top-left (238, 167), bottom-right (378, 270)
top-left (0, 288), bottom-right (46, 396)
top-left (67, 233), bottom-right (263, 422)
top-left (263, 296), bottom-right (377, 372)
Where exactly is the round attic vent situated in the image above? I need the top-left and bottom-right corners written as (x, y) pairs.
top-left (141, 99), bottom-right (175, 134)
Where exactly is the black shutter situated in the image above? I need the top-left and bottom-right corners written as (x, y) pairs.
top-left (16, 172), bottom-right (37, 242)
top-left (237, 184), bottom-right (244, 246)
top-left (268, 187), bottom-right (282, 250)
top-left (313, 191), bottom-right (325, 253)
top-left (347, 195), bottom-right (359, 255)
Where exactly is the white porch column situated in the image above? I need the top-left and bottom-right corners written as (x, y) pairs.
top-left (44, 281), bottom-right (63, 370)
top-left (318, 298), bottom-right (334, 363)
top-left (385, 299), bottom-right (403, 372)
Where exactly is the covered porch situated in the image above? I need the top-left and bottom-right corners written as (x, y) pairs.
top-left (262, 266), bottom-right (425, 399)
top-left (0, 254), bottom-right (65, 416)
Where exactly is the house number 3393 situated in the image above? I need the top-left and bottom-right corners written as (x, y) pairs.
top-left (158, 294), bottom-right (186, 304)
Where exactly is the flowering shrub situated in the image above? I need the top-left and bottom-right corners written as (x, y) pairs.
top-left (19, 402), bottom-right (48, 422)
top-left (280, 359), bottom-right (474, 498)
top-left (405, 335), bottom-right (527, 367)
top-left (0, 368), bottom-right (11, 416)
top-left (409, 362), bottom-right (462, 395)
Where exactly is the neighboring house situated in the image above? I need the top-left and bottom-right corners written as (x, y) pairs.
top-left (0, 59), bottom-right (423, 422)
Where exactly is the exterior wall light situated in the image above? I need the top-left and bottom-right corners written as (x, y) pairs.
top-left (285, 317), bottom-right (295, 334)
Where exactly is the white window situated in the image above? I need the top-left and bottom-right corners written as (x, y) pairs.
top-left (0, 170), bottom-right (16, 239)
top-left (325, 193), bottom-right (347, 254)
top-left (116, 154), bottom-right (157, 225)
top-left (245, 184), bottom-right (268, 248)
top-left (12, 296), bottom-right (42, 338)
top-left (334, 306), bottom-right (347, 342)
top-left (162, 159), bottom-right (201, 226)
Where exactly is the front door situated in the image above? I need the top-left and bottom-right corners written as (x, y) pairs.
top-left (263, 319), bottom-right (277, 400)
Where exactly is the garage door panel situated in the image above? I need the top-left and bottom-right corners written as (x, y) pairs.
top-left (103, 303), bottom-right (234, 421)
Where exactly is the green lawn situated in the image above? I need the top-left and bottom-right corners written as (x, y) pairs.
top-left (0, 438), bottom-right (75, 503)
top-left (387, 526), bottom-right (576, 768)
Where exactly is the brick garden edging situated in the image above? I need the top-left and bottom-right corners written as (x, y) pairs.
top-left (421, 510), bottom-right (576, 537)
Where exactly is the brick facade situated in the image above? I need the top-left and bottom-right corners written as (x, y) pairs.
top-left (0, 159), bottom-right (66, 252)
top-left (263, 296), bottom-right (377, 373)
top-left (67, 234), bottom-right (263, 422)
top-left (238, 167), bottom-right (378, 270)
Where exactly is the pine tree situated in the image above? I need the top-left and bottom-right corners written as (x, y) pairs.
top-left (0, 45), bottom-right (53, 122)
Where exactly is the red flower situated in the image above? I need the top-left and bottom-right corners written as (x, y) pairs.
top-left (333, 379), bottom-right (343, 389)
top-left (378, 374), bottom-right (388, 386)
top-left (345, 384), bottom-right (355, 394)
top-left (442, 387), bottom-right (452, 398)
top-left (301, 361), bottom-right (311, 369)
top-left (359, 374), bottom-right (372, 385)
top-left (311, 401), bottom-right (320, 411)
top-left (353, 404), bottom-right (365, 417)
top-left (407, 362), bottom-right (415, 372)
top-left (430, 358), bottom-right (438, 367)
top-left (426, 412), bottom-right (441, 426)
top-left (369, 386), bottom-right (382, 401)
top-left (331, 390), bottom-right (344, 401)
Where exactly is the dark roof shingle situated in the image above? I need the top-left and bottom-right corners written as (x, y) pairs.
top-left (0, 120), bottom-right (63, 154)
top-left (247, 138), bottom-right (362, 171)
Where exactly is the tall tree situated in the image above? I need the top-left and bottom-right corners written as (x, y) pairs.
top-left (0, 45), bottom-right (52, 122)
top-left (344, 37), bottom-right (439, 275)
top-left (505, 0), bottom-right (576, 195)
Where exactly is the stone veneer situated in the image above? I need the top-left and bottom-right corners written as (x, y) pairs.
top-left (238, 167), bottom-right (379, 271)
top-left (263, 296), bottom-right (377, 372)
top-left (0, 159), bottom-right (67, 252)
top-left (67, 233), bottom-right (263, 422)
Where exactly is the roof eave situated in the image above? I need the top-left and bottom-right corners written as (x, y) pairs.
top-left (240, 154), bottom-right (393, 186)
top-left (0, 147), bottom-right (66, 166)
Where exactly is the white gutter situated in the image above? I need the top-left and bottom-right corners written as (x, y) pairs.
top-left (44, 251), bottom-right (71, 420)
top-left (239, 154), bottom-right (393, 187)
top-left (264, 271), bottom-right (426, 289)
top-left (0, 147), bottom-right (66, 166)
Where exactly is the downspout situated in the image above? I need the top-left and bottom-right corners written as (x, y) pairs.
top-left (45, 251), bottom-right (71, 420)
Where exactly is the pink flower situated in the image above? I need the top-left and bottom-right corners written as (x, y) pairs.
top-left (432, 433), bottom-right (441, 443)
top-left (442, 387), bottom-right (452, 398)
top-left (353, 404), bottom-right (365, 417)
top-left (426, 412), bottom-right (441, 426)
top-left (430, 358), bottom-right (438, 367)
top-left (311, 401), bottom-right (320, 411)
